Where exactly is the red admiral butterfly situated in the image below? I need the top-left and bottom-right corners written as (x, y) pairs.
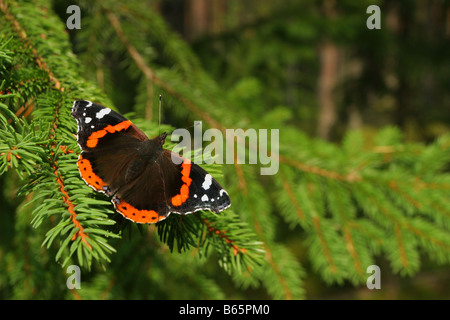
top-left (71, 100), bottom-right (231, 223)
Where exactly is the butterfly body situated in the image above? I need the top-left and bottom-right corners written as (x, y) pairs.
top-left (71, 100), bottom-right (230, 223)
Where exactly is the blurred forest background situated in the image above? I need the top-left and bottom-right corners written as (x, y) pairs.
top-left (69, 0), bottom-right (450, 142)
top-left (1, 0), bottom-right (450, 300)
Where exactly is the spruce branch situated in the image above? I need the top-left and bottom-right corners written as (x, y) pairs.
top-left (1, 0), bottom-right (266, 278)
top-left (1, 0), bottom-right (117, 269)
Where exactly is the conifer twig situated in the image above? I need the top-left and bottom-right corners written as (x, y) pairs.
top-left (0, 0), bottom-right (62, 91)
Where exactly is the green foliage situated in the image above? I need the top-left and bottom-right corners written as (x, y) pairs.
top-left (1, 0), bottom-right (450, 300)
top-left (0, 0), bottom-right (265, 299)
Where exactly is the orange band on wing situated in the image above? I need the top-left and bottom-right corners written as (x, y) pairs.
top-left (171, 159), bottom-right (192, 207)
top-left (114, 199), bottom-right (163, 224)
top-left (86, 120), bottom-right (133, 148)
top-left (77, 155), bottom-right (108, 191)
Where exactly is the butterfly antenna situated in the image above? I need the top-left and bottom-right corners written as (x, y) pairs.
top-left (158, 94), bottom-right (162, 136)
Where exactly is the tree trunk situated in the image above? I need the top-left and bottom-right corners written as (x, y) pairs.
top-left (184, 0), bottom-right (209, 41)
top-left (317, 40), bottom-right (339, 140)
top-left (317, 0), bottom-right (339, 140)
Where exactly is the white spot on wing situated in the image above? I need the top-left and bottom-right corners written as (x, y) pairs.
top-left (202, 174), bottom-right (213, 190)
top-left (96, 107), bottom-right (111, 119)
top-left (201, 194), bottom-right (209, 202)
top-left (85, 117), bottom-right (92, 123)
